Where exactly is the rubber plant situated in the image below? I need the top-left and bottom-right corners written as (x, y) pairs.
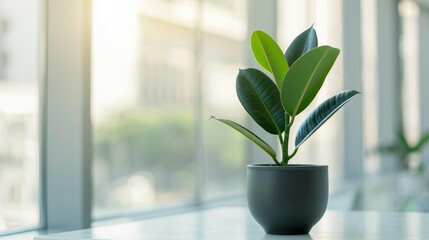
top-left (211, 25), bottom-right (360, 166)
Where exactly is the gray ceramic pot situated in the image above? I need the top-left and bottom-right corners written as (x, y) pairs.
top-left (247, 164), bottom-right (328, 235)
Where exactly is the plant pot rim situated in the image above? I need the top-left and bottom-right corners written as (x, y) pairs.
top-left (247, 164), bottom-right (328, 171)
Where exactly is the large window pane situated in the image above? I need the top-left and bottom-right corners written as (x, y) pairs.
top-left (92, 0), bottom-right (198, 217)
top-left (0, 0), bottom-right (40, 233)
top-left (92, 0), bottom-right (248, 217)
top-left (201, 0), bottom-right (247, 199)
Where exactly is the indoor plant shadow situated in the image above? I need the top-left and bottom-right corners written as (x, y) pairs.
top-left (211, 25), bottom-right (360, 235)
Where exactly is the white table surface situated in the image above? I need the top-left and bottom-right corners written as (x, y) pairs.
top-left (34, 207), bottom-right (429, 240)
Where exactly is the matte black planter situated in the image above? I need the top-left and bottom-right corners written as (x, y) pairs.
top-left (247, 164), bottom-right (328, 235)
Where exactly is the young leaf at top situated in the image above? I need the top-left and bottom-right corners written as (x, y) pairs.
top-left (285, 25), bottom-right (318, 66)
top-left (281, 46), bottom-right (340, 118)
top-left (210, 116), bottom-right (277, 160)
top-left (251, 30), bottom-right (289, 88)
top-left (295, 90), bottom-right (360, 148)
top-left (236, 68), bottom-right (285, 135)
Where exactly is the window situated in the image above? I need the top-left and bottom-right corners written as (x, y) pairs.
top-left (0, 0), bottom-right (41, 233)
top-left (200, 0), bottom-right (247, 199)
top-left (92, 0), bottom-right (247, 218)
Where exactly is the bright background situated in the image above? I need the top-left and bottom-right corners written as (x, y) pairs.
top-left (1, 0), bottom-right (429, 234)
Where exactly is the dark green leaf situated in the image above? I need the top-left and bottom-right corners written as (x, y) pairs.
top-left (251, 30), bottom-right (289, 88)
top-left (281, 46), bottom-right (340, 118)
top-left (285, 25), bottom-right (318, 66)
top-left (210, 116), bottom-right (277, 159)
top-left (236, 68), bottom-right (285, 134)
top-left (295, 90), bottom-right (360, 148)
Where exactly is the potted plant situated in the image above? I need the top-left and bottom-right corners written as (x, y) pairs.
top-left (211, 25), bottom-right (360, 235)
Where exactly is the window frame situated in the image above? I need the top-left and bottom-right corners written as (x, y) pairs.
top-left (41, 0), bottom-right (92, 231)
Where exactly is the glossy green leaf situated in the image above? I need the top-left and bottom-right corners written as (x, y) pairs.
top-left (251, 30), bottom-right (288, 88)
top-left (236, 68), bottom-right (285, 134)
top-left (285, 25), bottom-right (318, 66)
top-left (210, 116), bottom-right (277, 159)
top-left (295, 90), bottom-right (360, 148)
top-left (281, 46), bottom-right (340, 118)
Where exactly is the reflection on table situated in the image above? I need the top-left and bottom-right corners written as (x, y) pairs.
top-left (35, 207), bottom-right (429, 240)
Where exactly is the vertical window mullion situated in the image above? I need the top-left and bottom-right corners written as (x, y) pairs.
top-left (39, 0), bottom-right (48, 230)
top-left (418, 7), bottom-right (429, 178)
top-left (342, 0), bottom-right (364, 178)
top-left (375, 0), bottom-right (402, 174)
top-left (44, 0), bottom-right (92, 231)
top-left (194, 0), bottom-right (205, 204)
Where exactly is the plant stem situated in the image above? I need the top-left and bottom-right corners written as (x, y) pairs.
top-left (272, 157), bottom-right (282, 166)
top-left (286, 148), bottom-right (299, 165)
top-left (278, 134), bottom-right (284, 146)
top-left (282, 115), bottom-right (292, 165)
